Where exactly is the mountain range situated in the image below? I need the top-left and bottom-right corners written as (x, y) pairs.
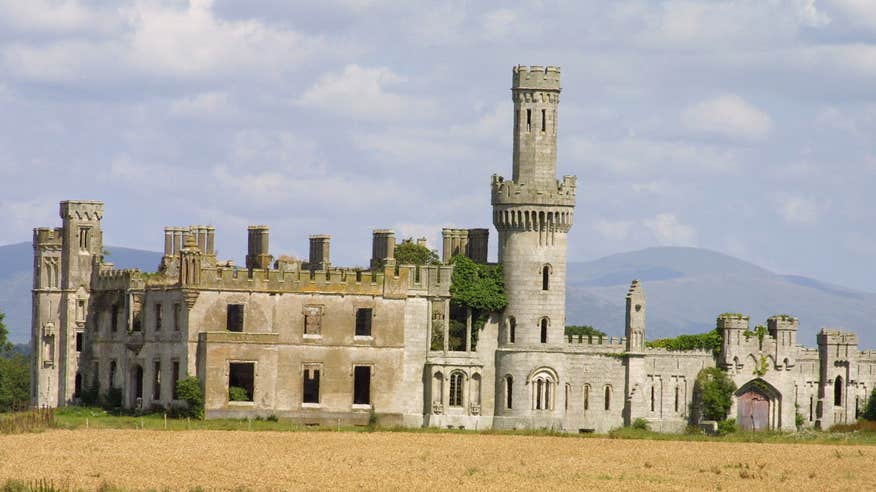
top-left (1, 243), bottom-right (874, 347)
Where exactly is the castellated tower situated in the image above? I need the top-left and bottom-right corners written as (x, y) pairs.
top-left (493, 66), bottom-right (576, 427)
top-left (32, 201), bottom-right (104, 406)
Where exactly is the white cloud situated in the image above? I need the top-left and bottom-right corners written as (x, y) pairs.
top-left (776, 194), bottom-right (825, 225)
top-left (682, 94), bottom-right (773, 141)
top-left (0, 0), bottom-right (118, 34)
top-left (482, 9), bottom-right (519, 42)
top-left (594, 219), bottom-right (634, 241)
top-left (643, 213), bottom-right (697, 246)
top-left (169, 91), bottom-right (233, 118)
top-left (296, 64), bottom-right (437, 122)
top-left (825, 0), bottom-right (876, 30)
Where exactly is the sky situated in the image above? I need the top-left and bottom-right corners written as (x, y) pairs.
top-left (0, 0), bottom-right (874, 291)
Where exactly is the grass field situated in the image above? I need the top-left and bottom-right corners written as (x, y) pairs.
top-left (2, 427), bottom-right (876, 491)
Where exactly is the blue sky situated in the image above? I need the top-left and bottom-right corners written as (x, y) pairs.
top-left (0, 0), bottom-right (874, 290)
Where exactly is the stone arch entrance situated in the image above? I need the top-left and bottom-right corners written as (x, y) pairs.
top-left (736, 379), bottom-right (781, 431)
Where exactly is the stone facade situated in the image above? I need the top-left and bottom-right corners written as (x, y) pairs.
top-left (31, 66), bottom-right (876, 432)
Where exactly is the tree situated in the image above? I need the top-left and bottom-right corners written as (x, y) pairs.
top-left (176, 376), bottom-right (204, 419)
top-left (694, 367), bottom-right (737, 421)
top-left (565, 325), bottom-right (607, 338)
top-left (0, 308), bottom-right (29, 412)
top-left (0, 310), bottom-right (12, 354)
top-left (862, 388), bottom-right (876, 422)
top-left (393, 239), bottom-right (440, 266)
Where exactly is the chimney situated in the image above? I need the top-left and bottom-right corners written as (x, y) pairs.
top-left (246, 226), bottom-right (272, 270)
top-left (309, 235), bottom-right (331, 270)
top-left (371, 229), bottom-right (396, 269)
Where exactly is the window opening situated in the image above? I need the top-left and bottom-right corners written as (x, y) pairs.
top-left (542, 265), bottom-right (550, 290)
top-left (355, 308), bottom-right (373, 336)
top-left (154, 303), bottom-right (162, 331)
top-left (509, 317), bottom-right (516, 344)
top-left (152, 360), bottom-right (161, 401)
top-left (227, 304), bottom-right (244, 332)
top-left (674, 386), bottom-right (680, 413)
top-left (540, 318), bottom-right (548, 343)
top-left (171, 360), bottom-right (180, 399)
top-left (74, 372), bottom-right (82, 398)
top-left (229, 362), bottom-right (255, 402)
top-left (584, 385), bottom-right (590, 411)
top-left (353, 366), bottom-right (371, 405)
top-left (173, 303), bottom-right (181, 331)
top-left (604, 386), bottom-right (611, 411)
top-left (75, 332), bottom-right (83, 352)
top-left (109, 360), bottom-right (117, 388)
top-left (111, 304), bottom-right (119, 333)
top-left (506, 376), bottom-right (513, 409)
top-left (303, 367), bottom-right (321, 404)
top-left (541, 109), bottom-right (546, 132)
top-left (834, 376), bottom-right (843, 406)
top-left (650, 385), bottom-right (655, 412)
top-left (526, 108), bottom-right (531, 131)
top-left (449, 372), bottom-right (464, 407)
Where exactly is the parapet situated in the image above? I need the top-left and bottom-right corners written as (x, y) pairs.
top-left (512, 65), bottom-right (561, 92)
top-left (33, 227), bottom-right (63, 247)
top-left (767, 315), bottom-right (798, 334)
top-left (717, 313), bottom-right (749, 331)
top-left (817, 329), bottom-right (858, 347)
top-left (491, 174), bottom-right (576, 207)
top-left (60, 200), bottom-right (104, 221)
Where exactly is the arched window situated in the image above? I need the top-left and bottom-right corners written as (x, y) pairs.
top-left (509, 317), bottom-right (516, 344)
top-left (542, 265), bottom-right (550, 290)
top-left (449, 372), bottom-right (464, 407)
top-left (834, 375), bottom-right (843, 406)
top-left (530, 369), bottom-right (557, 411)
top-left (583, 385), bottom-right (590, 411)
top-left (604, 386), bottom-right (612, 411)
top-left (505, 376), bottom-right (513, 409)
top-left (540, 318), bottom-right (548, 344)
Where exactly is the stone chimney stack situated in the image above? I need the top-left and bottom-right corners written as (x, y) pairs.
top-left (371, 229), bottom-right (395, 269)
top-left (246, 225), bottom-right (272, 270)
top-left (309, 235), bottom-right (331, 270)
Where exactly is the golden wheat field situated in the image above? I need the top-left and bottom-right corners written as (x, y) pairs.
top-left (0, 429), bottom-right (874, 491)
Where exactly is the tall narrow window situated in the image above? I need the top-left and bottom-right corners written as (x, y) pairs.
top-left (526, 108), bottom-right (531, 131)
top-left (303, 366), bottom-right (321, 404)
top-left (650, 385), bottom-right (655, 412)
top-left (674, 386), bottom-right (680, 413)
top-left (834, 376), bottom-right (843, 406)
top-left (353, 366), bottom-right (371, 405)
top-left (78, 227), bottom-right (89, 250)
top-left (154, 303), bottom-right (162, 332)
top-left (152, 360), bottom-right (161, 401)
top-left (535, 379), bottom-right (543, 410)
top-left (506, 376), bottom-right (513, 409)
top-left (171, 360), bottom-right (180, 399)
top-left (564, 384), bottom-right (570, 411)
top-left (541, 109), bottom-right (546, 132)
top-left (355, 308), bottom-right (373, 336)
top-left (542, 265), bottom-right (550, 290)
top-left (111, 304), bottom-right (119, 333)
top-left (75, 332), bottom-right (83, 352)
top-left (509, 317), bottom-right (516, 344)
top-left (540, 318), bottom-right (548, 343)
top-left (109, 360), bottom-right (117, 388)
top-left (604, 386), bottom-right (611, 411)
top-left (227, 304), bottom-right (244, 332)
top-left (74, 372), bottom-right (82, 398)
top-left (173, 303), bottom-right (181, 331)
top-left (809, 395), bottom-right (813, 421)
top-left (449, 372), bottom-right (464, 407)
top-left (584, 385), bottom-right (590, 411)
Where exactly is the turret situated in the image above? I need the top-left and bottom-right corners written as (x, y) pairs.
top-left (511, 65), bottom-right (561, 188)
top-left (625, 280), bottom-right (645, 352)
top-left (717, 314), bottom-right (750, 369)
top-left (768, 315), bottom-right (798, 369)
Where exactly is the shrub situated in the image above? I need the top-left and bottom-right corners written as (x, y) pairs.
top-left (267, 414), bottom-right (279, 422)
top-left (103, 387), bottom-right (123, 410)
top-left (175, 376), bottom-right (204, 419)
top-left (717, 418), bottom-right (737, 435)
top-left (632, 418), bottom-right (650, 431)
top-left (79, 379), bottom-right (101, 407)
top-left (646, 329), bottom-right (723, 355)
top-left (229, 386), bottom-right (249, 402)
top-left (694, 367), bottom-right (737, 422)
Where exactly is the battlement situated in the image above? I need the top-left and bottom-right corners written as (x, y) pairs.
top-left (818, 329), bottom-right (858, 346)
top-left (512, 65), bottom-right (561, 91)
top-left (33, 227), bottom-right (63, 246)
top-left (717, 313), bottom-right (750, 331)
top-left (93, 268), bottom-right (146, 290)
top-left (60, 200), bottom-right (104, 221)
top-left (566, 334), bottom-right (626, 346)
top-left (491, 174), bottom-right (576, 207)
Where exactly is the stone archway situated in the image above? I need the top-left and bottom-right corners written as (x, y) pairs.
top-left (736, 379), bottom-right (781, 431)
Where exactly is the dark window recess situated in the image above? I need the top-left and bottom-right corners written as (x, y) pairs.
top-left (171, 361), bottom-right (180, 399)
top-left (509, 317), bottom-right (516, 344)
top-left (132, 316), bottom-right (142, 332)
top-left (834, 376), bottom-right (843, 406)
top-left (75, 332), bottom-right (83, 352)
top-left (303, 368), bottom-right (320, 404)
top-left (540, 319), bottom-right (548, 343)
top-left (229, 362), bottom-right (254, 401)
top-left (109, 360), bottom-right (117, 388)
top-left (227, 304), bottom-right (244, 332)
top-left (152, 361), bottom-right (161, 401)
top-left (173, 303), bottom-right (181, 331)
top-left (605, 387), bottom-right (611, 411)
top-left (542, 265), bottom-right (550, 290)
top-left (353, 366), bottom-right (371, 405)
top-left (355, 308), bottom-right (373, 336)
top-left (74, 372), bottom-right (82, 398)
top-left (506, 377), bottom-right (513, 409)
top-left (526, 108), bottom-right (532, 131)
top-left (155, 303), bottom-right (162, 331)
top-left (448, 303), bottom-right (467, 351)
top-left (111, 305), bottom-right (119, 332)
top-left (541, 109), bottom-right (546, 132)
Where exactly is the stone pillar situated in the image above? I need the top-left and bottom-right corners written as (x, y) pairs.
top-left (164, 227), bottom-right (173, 256)
top-left (171, 228), bottom-right (182, 255)
top-left (196, 226), bottom-right (207, 252)
top-left (246, 226), bottom-right (272, 270)
top-left (206, 226), bottom-right (215, 255)
top-left (466, 228), bottom-right (489, 263)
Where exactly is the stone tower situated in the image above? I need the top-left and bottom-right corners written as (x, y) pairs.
top-left (493, 66), bottom-right (576, 426)
top-left (32, 200), bottom-right (104, 406)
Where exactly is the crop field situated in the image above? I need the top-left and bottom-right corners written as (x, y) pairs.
top-left (1, 429), bottom-right (875, 491)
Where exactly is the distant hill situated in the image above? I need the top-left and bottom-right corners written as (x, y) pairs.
top-left (2, 242), bottom-right (875, 348)
top-left (566, 247), bottom-right (876, 347)
top-left (0, 243), bottom-right (162, 343)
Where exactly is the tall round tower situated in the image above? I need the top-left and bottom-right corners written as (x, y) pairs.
top-left (493, 66), bottom-right (576, 426)
top-left (493, 66), bottom-right (575, 347)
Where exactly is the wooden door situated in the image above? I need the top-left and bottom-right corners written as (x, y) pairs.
top-left (737, 390), bottom-right (769, 431)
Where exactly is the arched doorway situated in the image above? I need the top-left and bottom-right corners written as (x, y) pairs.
top-left (736, 379), bottom-right (781, 431)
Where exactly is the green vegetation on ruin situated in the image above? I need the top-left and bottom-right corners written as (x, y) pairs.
top-left (645, 329), bottom-right (723, 354)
